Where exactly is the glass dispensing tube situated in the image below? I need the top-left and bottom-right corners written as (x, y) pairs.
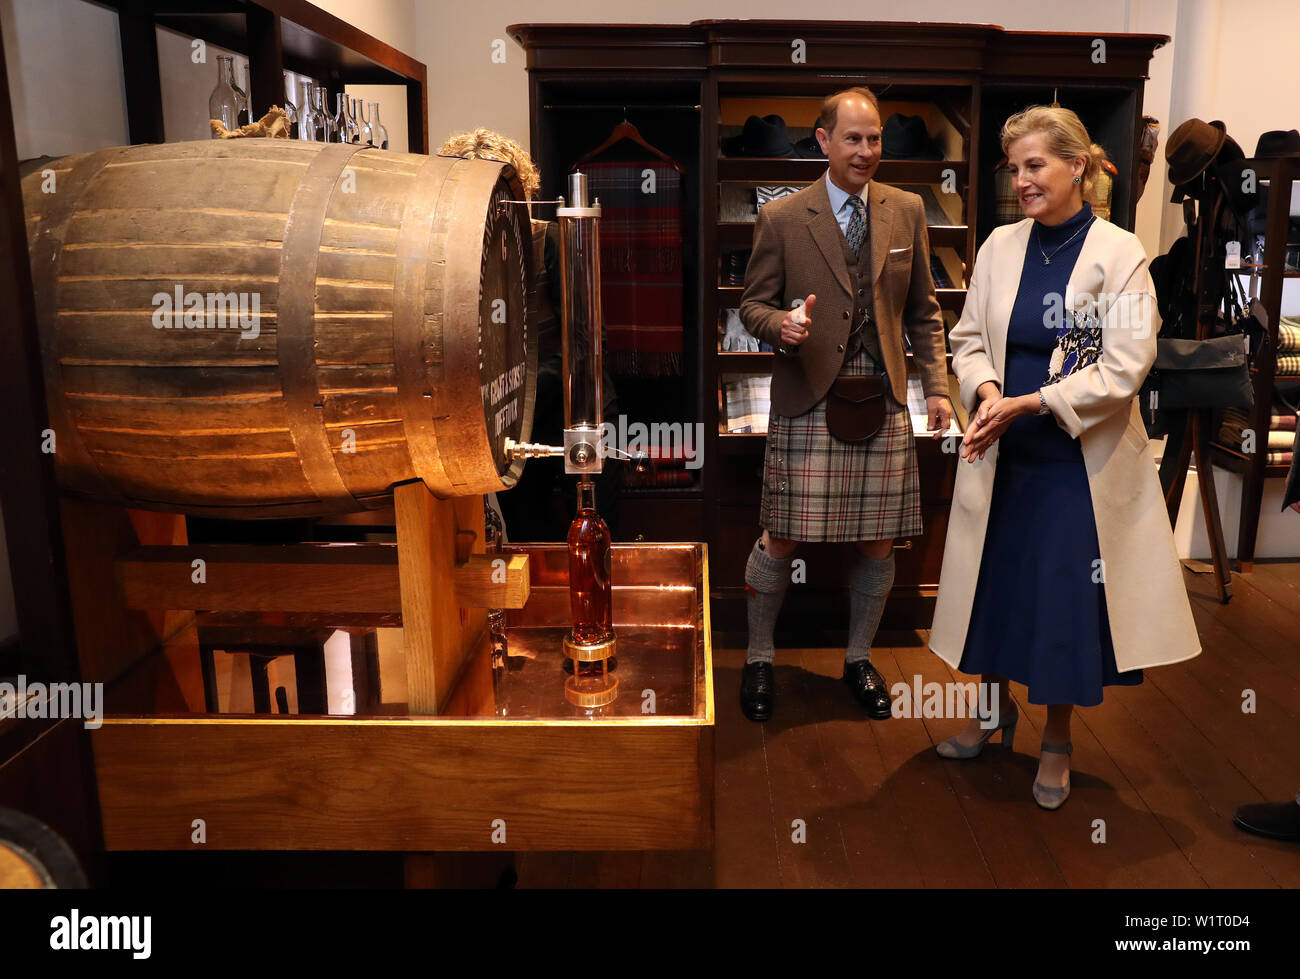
top-left (556, 171), bottom-right (604, 476)
top-left (557, 171), bottom-right (616, 708)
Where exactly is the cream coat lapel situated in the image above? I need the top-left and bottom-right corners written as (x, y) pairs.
top-left (805, 176), bottom-right (852, 299)
top-left (868, 181), bottom-right (893, 284)
top-left (985, 218), bottom-right (1033, 386)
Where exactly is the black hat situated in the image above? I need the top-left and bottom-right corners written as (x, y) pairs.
top-left (881, 114), bottom-right (943, 160)
top-left (1255, 130), bottom-right (1300, 158)
top-left (722, 115), bottom-right (796, 158)
top-left (792, 118), bottom-right (827, 159)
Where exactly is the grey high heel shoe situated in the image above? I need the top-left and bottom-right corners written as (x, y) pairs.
top-left (1033, 741), bottom-right (1073, 810)
top-left (935, 703), bottom-right (1018, 759)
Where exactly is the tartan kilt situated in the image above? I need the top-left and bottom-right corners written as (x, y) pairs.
top-left (760, 347), bottom-right (922, 542)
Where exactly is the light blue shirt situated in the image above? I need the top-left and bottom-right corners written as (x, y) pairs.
top-left (824, 171), bottom-right (868, 238)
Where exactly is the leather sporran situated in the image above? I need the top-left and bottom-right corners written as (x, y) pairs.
top-left (825, 374), bottom-right (887, 443)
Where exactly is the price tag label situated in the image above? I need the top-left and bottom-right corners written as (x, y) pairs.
top-left (1225, 240), bottom-right (1241, 269)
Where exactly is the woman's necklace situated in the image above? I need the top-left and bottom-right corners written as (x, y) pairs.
top-left (1034, 214), bottom-right (1095, 265)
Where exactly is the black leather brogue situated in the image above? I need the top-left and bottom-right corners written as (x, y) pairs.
top-left (842, 660), bottom-right (892, 719)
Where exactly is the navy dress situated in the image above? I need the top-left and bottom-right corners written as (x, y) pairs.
top-left (958, 203), bottom-right (1142, 707)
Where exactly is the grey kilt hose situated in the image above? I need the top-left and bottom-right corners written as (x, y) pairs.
top-left (760, 347), bottom-right (922, 542)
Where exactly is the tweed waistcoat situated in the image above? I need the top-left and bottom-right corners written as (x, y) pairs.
top-left (836, 214), bottom-right (884, 368)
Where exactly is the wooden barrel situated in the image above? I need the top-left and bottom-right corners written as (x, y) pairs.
top-left (21, 140), bottom-right (535, 518)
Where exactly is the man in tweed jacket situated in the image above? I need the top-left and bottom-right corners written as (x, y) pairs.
top-left (737, 87), bottom-right (952, 722)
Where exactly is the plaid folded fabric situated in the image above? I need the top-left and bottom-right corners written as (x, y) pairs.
top-left (582, 158), bottom-right (684, 377)
top-left (1279, 316), bottom-right (1300, 354)
top-left (1219, 407), bottom-right (1298, 446)
top-left (723, 375), bottom-right (772, 433)
top-left (756, 185), bottom-right (802, 210)
top-left (1277, 354), bottom-right (1300, 376)
top-left (1267, 450), bottom-right (1294, 466)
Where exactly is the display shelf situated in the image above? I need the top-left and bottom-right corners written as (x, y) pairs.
top-left (82, 0), bottom-right (429, 150)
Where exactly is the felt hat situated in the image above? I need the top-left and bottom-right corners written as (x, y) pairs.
top-left (722, 115), bottom-right (796, 158)
top-left (1255, 129), bottom-right (1300, 158)
top-left (1166, 117), bottom-right (1227, 186)
top-left (881, 113), bottom-right (944, 160)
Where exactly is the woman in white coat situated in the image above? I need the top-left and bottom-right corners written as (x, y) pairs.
top-left (928, 106), bottom-right (1200, 809)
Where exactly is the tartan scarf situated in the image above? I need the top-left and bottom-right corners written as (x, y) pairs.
top-left (580, 158), bottom-right (685, 376)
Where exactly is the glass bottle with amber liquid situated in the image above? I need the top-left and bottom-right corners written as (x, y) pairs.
top-left (567, 477), bottom-right (613, 647)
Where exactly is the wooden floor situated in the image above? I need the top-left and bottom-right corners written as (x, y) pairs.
top-left (514, 560), bottom-right (1300, 887)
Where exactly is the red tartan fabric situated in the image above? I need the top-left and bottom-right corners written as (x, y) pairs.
top-left (581, 159), bottom-right (684, 375)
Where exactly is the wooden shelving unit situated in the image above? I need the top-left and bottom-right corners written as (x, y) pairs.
top-left (93, 0), bottom-right (428, 151)
top-left (508, 19), bottom-right (1168, 643)
top-left (1209, 155), bottom-right (1300, 567)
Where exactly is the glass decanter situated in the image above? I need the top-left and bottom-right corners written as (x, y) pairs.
top-left (369, 101), bottom-right (389, 150)
top-left (331, 92), bottom-right (351, 143)
top-left (304, 83), bottom-right (331, 142)
top-left (281, 71), bottom-right (298, 137)
top-left (208, 55), bottom-right (241, 135)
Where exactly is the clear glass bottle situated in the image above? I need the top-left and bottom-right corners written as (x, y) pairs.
top-left (281, 71), bottom-right (298, 137)
top-left (232, 59), bottom-right (250, 127)
top-left (347, 96), bottom-right (362, 143)
top-left (304, 83), bottom-right (331, 142)
top-left (357, 100), bottom-right (374, 146)
top-left (331, 92), bottom-right (350, 143)
top-left (208, 56), bottom-right (241, 135)
top-left (567, 478), bottom-right (613, 646)
top-left (369, 101), bottom-right (389, 150)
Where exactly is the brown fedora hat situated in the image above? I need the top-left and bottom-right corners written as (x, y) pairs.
top-left (1166, 117), bottom-right (1227, 186)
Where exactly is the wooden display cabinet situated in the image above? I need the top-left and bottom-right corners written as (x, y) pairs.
top-left (510, 20), bottom-right (1166, 644)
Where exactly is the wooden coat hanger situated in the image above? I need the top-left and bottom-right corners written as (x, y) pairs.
top-left (571, 106), bottom-right (685, 173)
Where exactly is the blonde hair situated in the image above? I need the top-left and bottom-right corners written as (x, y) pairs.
top-left (437, 128), bottom-right (540, 200)
top-left (1000, 106), bottom-right (1109, 206)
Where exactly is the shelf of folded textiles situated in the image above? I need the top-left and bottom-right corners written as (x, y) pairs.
top-left (1209, 441), bottom-right (1293, 477)
top-left (716, 158), bottom-right (965, 184)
